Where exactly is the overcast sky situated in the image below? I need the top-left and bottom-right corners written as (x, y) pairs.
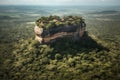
top-left (0, 0), bottom-right (120, 6)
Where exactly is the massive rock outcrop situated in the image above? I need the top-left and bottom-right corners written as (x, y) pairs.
top-left (34, 15), bottom-right (86, 43)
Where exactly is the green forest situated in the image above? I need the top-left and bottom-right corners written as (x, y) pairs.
top-left (0, 15), bottom-right (120, 80)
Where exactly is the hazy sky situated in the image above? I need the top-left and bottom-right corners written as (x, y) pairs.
top-left (0, 0), bottom-right (120, 6)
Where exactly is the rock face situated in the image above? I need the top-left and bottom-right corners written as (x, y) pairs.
top-left (34, 16), bottom-right (86, 43)
top-left (34, 24), bottom-right (86, 43)
top-left (34, 26), bottom-right (43, 43)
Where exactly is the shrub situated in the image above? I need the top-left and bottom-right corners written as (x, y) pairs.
top-left (55, 53), bottom-right (62, 60)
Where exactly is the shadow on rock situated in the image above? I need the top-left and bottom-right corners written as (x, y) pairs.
top-left (47, 32), bottom-right (109, 56)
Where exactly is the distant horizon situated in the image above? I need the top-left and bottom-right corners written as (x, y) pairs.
top-left (0, 0), bottom-right (120, 6)
top-left (0, 4), bottom-right (120, 7)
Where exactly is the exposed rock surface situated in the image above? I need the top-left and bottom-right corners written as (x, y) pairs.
top-left (34, 26), bottom-right (43, 43)
top-left (34, 16), bottom-right (86, 43)
top-left (34, 25), bottom-right (86, 43)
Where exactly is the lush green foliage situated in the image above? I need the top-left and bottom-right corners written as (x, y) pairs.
top-left (36, 15), bottom-right (84, 29)
top-left (0, 7), bottom-right (120, 80)
top-left (1, 33), bottom-right (120, 80)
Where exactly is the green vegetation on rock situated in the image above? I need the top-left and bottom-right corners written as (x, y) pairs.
top-left (36, 15), bottom-right (84, 29)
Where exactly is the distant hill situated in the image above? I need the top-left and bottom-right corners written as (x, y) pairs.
top-left (0, 15), bottom-right (17, 20)
top-left (91, 10), bottom-right (119, 14)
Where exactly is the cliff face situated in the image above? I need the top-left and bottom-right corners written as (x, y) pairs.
top-left (34, 16), bottom-right (86, 43)
top-left (34, 26), bottom-right (43, 43)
